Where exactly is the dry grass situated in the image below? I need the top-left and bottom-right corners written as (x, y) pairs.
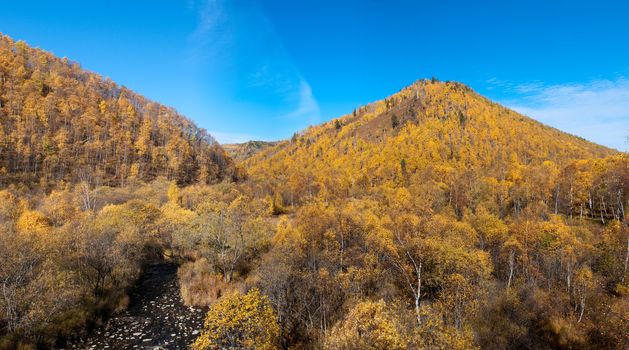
top-left (178, 259), bottom-right (240, 307)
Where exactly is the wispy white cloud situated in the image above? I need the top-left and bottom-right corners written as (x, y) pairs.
top-left (279, 79), bottom-right (320, 124)
top-left (186, 0), bottom-right (230, 65)
top-left (496, 78), bottom-right (629, 151)
top-left (248, 65), bottom-right (289, 92)
top-left (186, 0), bottom-right (320, 140)
top-left (190, 0), bottom-right (224, 37)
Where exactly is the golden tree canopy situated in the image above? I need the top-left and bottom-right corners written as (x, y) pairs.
top-left (192, 288), bottom-right (280, 350)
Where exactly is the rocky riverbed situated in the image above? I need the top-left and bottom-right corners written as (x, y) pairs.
top-left (65, 263), bottom-right (206, 350)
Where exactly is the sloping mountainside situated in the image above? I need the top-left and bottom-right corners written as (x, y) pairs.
top-left (0, 34), bottom-right (240, 188)
top-left (247, 79), bottom-right (618, 217)
top-left (1, 36), bottom-right (627, 350)
top-left (236, 79), bottom-right (627, 349)
top-left (223, 140), bottom-right (279, 161)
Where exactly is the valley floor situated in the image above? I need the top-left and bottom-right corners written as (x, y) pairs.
top-left (64, 263), bottom-right (205, 350)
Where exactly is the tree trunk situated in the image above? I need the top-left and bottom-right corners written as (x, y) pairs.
top-left (622, 238), bottom-right (629, 282)
top-left (554, 186), bottom-right (559, 215)
top-left (507, 249), bottom-right (515, 290)
top-left (414, 261), bottom-right (422, 325)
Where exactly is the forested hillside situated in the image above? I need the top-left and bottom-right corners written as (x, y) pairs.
top-left (0, 36), bottom-right (246, 349)
top-left (0, 36), bottom-right (627, 350)
top-left (230, 79), bottom-right (627, 349)
top-left (0, 34), bottom-right (241, 188)
top-left (247, 79), bottom-right (617, 217)
top-left (223, 140), bottom-right (279, 161)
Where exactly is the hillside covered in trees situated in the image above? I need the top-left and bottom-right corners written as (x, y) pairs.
top-left (246, 79), bottom-right (617, 217)
top-left (0, 36), bottom-right (245, 349)
top-left (0, 34), bottom-right (241, 188)
top-left (0, 36), bottom-right (627, 350)
top-left (235, 79), bottom-right (627, 349)
top-left (223, 140), bottom-right (279, 161)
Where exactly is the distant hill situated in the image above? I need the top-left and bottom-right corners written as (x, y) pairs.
top-left (0, 34), bottom-right (240, 188)
top-left (246, 78), bottom-right (618, 215)
top-left (223, 140), bottom-right (279, 161)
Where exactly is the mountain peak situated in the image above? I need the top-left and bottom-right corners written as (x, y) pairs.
top-left (246, 77), bottom-right (616, 206)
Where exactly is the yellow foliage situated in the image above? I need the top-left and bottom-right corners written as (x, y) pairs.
top-left (167, 181), bottom-right (180, 204)
top-left (16, 210), bottom-right (50, 234)
top-left (192, 289), bottom-right (279, 350)
top-left (324, 300), bottom-right (406, 350)
top-left (161, 202), bottom-right (196, 225)
top-left (0, 34), bottom-right (238, 187)
top-left (411, 305), bottom-right (479, 350)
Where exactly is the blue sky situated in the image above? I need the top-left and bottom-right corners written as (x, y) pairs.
top-left (1, 0), bottom-right (628, 150)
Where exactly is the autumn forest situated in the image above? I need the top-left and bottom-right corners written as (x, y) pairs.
top-left (0, 33), bottom-right (627, 350)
